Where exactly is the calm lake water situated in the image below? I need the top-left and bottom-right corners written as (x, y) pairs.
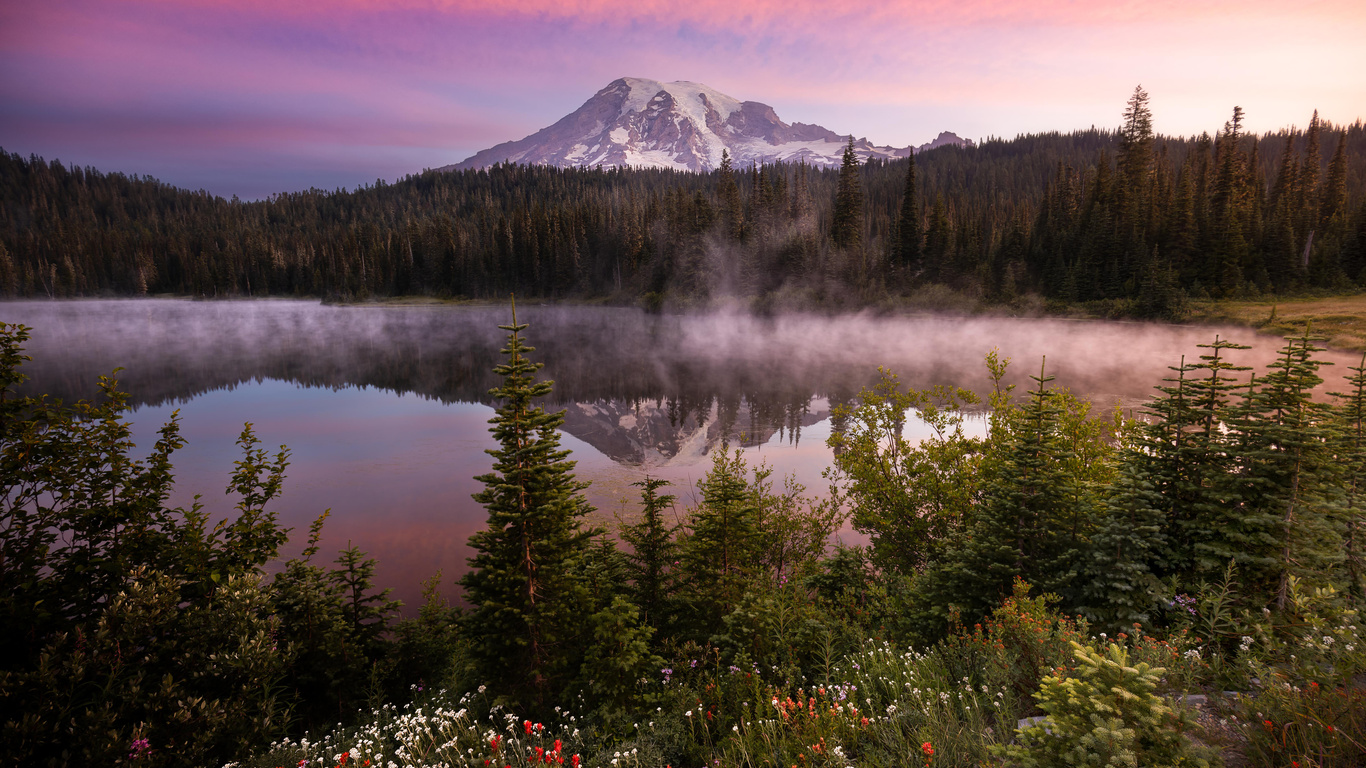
top-left (5, 299), bottom-right (1357, 611)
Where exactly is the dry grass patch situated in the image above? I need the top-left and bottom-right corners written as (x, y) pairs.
top-left (1187, 294), bottom-right (1366, 352)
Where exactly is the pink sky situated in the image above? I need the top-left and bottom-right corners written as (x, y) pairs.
top-left (2, 0), bottom-right (1363, 199)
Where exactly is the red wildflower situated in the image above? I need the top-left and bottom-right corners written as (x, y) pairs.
top-left (553, 740), bottom-right (562, 753)
top-left (1328, 725), bottom-right (1336, 733)
top-left (922, 741), bottom-right (934, 756)
top-left (861, 717), bottom-right (869, 727)
top-left (573, 756), bottom-right (581, 768)
top-left (525, 721), bottom-right (533, 735)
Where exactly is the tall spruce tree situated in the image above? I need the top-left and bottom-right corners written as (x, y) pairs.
top-left (832, 137), bottom-right (865, 251)
top-left (1118, 85), bottom-right (1155, 230)
top-left (897, 152), bottom-right (923, 271)
top-left (1229, 327), bottom-right (1337, 607)
top-left (717, 150), bottom-right (744, 241)
top-left (619, 477), bottom-right (678, 632)
top-left (679, 446), bottom-right (761, 639)
top-left (460, 299), bottom-right (596, 710)
top-left (1332, 353), bottom-right (1366, 604)
top-left (933, 360), bottom-right (1095, 622)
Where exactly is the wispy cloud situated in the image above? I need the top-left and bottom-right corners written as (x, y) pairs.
top-left (2, 0), bottom-right (1362, 198)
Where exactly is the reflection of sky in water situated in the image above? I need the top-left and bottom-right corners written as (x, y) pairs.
top-left (125, 379), bottom-right (995, 613)
top-left (12, 298), bottom-right (1362, 615)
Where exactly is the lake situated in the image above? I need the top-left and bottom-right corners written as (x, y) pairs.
top-left (4, 298), bottom-right (1354, 611)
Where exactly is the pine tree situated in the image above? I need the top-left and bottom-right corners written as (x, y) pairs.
top-left (333, 543), bottom-right (401, 655)
top-left (897, 152), bottom-right (922, 271)
top-left (1332, 353), bottom-right (1366, 604)
top-left (935, 360), bottom-right (1094, 621)
top-left (1230, 327), bottom-right (1338, 608)
top-left (717, 150), bottom-right (744, 241)
top-left (924, 195), bottom-right (952, 283)
top-left (1298, 111), bottom-right (1323, 254)
top-left (832, 137), bottom-right (865, 251)
top-left (459, 299), bottom-right (596, 709)
top-left (1180, 336), bottom-right (1253, 580)
top-left (1118, 85), bottom-right (1155, 228)
top-left (679, 446), bottom-right (761, 636)
top-left (619, 477), bottom-right (678, 631)
top-left (1209, 107), bottom-right (1248, 295)
top-left (1081, 465), bottom-right (1163, 632)
top-left (1321, 132), bottom-right (1350, 235)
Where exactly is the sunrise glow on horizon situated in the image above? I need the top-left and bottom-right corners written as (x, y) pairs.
top-left (2, 0), bottom-right (1363, 199)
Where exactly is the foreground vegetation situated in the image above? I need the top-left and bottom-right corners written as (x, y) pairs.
top-left (3, 304), bottom-right (1366, 767)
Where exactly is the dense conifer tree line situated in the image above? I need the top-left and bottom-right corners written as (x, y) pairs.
top-left (3, 90), bottom-right (1363, 311)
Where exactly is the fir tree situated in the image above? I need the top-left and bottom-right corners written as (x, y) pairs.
top-left (1322, 133), bottom-right (1349, 231)
top-left (1079, 456), bottom-right (1165, 632)
top-left (1230, 326), bottom-right (1338, 608)
top-left (897, 152), bottom-right (922, 271)
top-left (832, 137), bottom-right (865, 251)
top-left (679, 446), bottom-right (761, 637)
top-left (619, 477), bottom-right (678, 632)
top-left (1332, 353), bottom-right (1366, 604)
top-left (1118, 85), bottom-right (1155, 228)
top-left (333, 543), bottom-right (401, 655)
top-left (1180, 336), bottom-right (1252, 580)
top-left (934, 360), bottom-right (1095, 621)
top-left (923, 195), bottom-right (952, 283)
top-left (717, 150), bottom-right (744, 241)
top-left (459, 299), bottom-right (596, 710)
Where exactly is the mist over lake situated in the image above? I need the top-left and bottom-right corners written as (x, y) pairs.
top-left (5, 298), bottom-right (1355, 610)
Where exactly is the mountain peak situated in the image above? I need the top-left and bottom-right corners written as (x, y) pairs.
top-left (441, 78), bottom-right (973, 173)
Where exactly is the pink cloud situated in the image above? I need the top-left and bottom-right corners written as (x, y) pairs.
top-left (3, 0), bottom-right (1362, 198)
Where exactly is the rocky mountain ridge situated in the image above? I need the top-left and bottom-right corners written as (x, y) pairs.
top-left (442, 77), bottom-right (973, 173)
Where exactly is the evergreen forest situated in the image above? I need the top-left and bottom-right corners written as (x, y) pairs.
top-left (3, 302), bottom-right (1366, 767)
top-left (3, 89), bottom-right (1366, 316)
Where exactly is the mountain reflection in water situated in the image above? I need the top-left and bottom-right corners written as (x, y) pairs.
top-left (5, 299), bottom-right (1354, 611)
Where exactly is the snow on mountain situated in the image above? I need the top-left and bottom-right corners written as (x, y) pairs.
top-left (441, 77), bottom-right (974, 173)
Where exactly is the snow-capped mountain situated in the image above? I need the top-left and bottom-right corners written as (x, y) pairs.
top-left (441, 77), bottom-right (973, 173)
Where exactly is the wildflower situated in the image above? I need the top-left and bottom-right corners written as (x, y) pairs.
top-left (524, 721), bottom-right (533, 735)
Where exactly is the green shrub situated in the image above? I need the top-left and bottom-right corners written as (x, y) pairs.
top-left (999, 640), bottom-right (1213, 768)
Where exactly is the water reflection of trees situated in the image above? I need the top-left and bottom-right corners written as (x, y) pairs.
top-left (9, 302), bottom-right (878, 464)
top-left (9, 300), bottom-right (1345, 464)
